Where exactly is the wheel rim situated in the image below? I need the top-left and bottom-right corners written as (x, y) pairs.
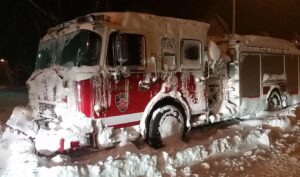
top-left (268, 92), bottom-right (281, 111)
top-left (148, 105), bottom-right (185, 148)
top-left (271, 97), bottom-right (279, 107)
top-left (159, 116), bottom-right (183, 139)
top-left (158, 107), bottom-right (184, 140)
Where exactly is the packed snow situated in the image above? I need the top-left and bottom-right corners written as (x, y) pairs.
top-left (1, 97), bottom-right (300, 176)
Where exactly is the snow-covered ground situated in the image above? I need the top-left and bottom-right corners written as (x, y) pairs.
top-left (1, 87), bottom-right (300, 176)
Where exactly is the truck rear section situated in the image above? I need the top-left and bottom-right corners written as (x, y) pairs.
top-left (211, 34), bottom-right (300, 118)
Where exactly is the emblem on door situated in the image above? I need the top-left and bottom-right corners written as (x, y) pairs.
top-left (115, 93), bottom-right (128, 112)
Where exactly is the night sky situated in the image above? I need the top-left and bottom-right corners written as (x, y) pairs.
top-left (1, 0), bottom-right (300, 81)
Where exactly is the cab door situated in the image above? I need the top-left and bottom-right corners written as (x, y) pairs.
top-left (103, 32), bottom-right (150, 127)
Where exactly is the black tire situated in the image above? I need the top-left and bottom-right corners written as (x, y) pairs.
top-left (267, 90), bottom-right (282, 111)
top-left (148, 105), bottom-right (185, 148)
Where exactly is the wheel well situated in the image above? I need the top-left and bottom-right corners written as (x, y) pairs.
top-left (267, 88), bottom-right (283, 111)
top-left (268, 88), bottom-right (281, 101)
top-left (145, 97), bottom-right (187, 141)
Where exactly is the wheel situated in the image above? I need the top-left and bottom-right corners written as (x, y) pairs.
top-left (148, 105), bottom-right (185, 148)
top-left (267, 90), bottom-right (282, 111)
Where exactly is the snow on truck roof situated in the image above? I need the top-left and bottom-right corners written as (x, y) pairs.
top-left (212, 34), bottom-right (300, 55)
top-left (46, 12), bottom-right (209, 40)
top-left (90, 11), bottom-right (209, 29)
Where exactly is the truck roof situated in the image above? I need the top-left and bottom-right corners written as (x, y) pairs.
top-left (90, 11), bottom-right (209, 30)
top-left (45, 12), bottom-right (209, 42)
top-left (211, 34), bottom-right (300, 55)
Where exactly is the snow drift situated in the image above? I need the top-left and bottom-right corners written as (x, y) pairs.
top-left (0, 105), bottom-right (276, 177)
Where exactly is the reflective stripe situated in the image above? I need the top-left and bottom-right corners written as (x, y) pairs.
top-left (101, 112), bottom-right (143, 127)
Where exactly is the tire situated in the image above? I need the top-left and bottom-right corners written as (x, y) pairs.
top-left (148, 105), bottom-right (185, 148)
top-left (267, 90), bottom-right (282, 111)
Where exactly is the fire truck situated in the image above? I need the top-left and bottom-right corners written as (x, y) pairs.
top-left (25, 12), bottom-right (300, 154)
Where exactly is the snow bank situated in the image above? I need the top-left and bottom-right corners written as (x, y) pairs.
top-left (264, 118), bottom-right (290, 129)
top-left (0, 122), bottom-right (271, 177)
top-left (35, 111), bottom-right (94, 155)
top-left (1, 127), bottom-right (268, 176)
top-left (2, 139), bottom-right (38, 177)
top-left (240, 98), bottom-right (265, 118)
top-left (5, 106), bottom-right (37, 137)
top-left (51, 154), bottom-right (71, 165)
top-left (240, 112), bottom-right (291, 131)
top-left (0, 128), bottom-right (39, 177)
top-left (0, 102), bottom-right (274, 177)
top-left (1, 98), bottom-right (297, 176)
top-left (0, 125), bottom-right (8, 172)
top-left (0, 106), bottom-right (39, 175)
top-left (239, 119), bottom-right (264, 127)
top-left (161, 129), bottom-right (269, 176)
top-left (36, 152), bottom-right (161, 177)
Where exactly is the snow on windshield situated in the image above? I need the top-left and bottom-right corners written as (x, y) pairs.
top-left (36, 30), bottom-right (101, 70)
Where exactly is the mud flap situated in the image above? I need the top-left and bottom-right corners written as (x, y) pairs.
top-left (58, 138), bottom-right (65, 153)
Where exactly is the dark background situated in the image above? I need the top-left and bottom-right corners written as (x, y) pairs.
top-left (1, 0), bottom-right (300, 84)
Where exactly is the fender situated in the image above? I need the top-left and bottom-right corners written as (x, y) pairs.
top-left (266, 85), bottom-right (282, 100)
top-left (139, 90), bottom-right (191, 139)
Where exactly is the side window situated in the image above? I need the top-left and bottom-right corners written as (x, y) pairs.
top-left (180, 39), bottom-right (202, 69)
top-left (161, 38), bottom-right (176, 70)
top-left (107, 32), bottom-right (146, 70)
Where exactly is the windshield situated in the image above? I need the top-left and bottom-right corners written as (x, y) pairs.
top-left (36, 30), bottom-right (101, 69)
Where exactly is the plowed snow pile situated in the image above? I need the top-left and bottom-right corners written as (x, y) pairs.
top-left (0, 106), bottom-right (300, 176)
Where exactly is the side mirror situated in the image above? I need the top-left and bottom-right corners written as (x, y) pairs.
top-left (114, 34), bottom-right (128, 65)
top-left (112, 69), bottom-right (121, 83)
top-left (208, 40), bottom-right (221, 61)
top-left (111, 66), bottom-right (130, 83)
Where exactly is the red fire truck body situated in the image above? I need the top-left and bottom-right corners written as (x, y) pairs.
top-left (27, 12), bottom-right (300, 154)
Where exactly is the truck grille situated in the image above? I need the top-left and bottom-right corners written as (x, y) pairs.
top-left (38, 102), bottom-right (57, 119)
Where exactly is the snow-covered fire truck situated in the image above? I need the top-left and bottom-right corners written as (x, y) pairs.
top-left (21, 12), bottom-right (300, 155)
